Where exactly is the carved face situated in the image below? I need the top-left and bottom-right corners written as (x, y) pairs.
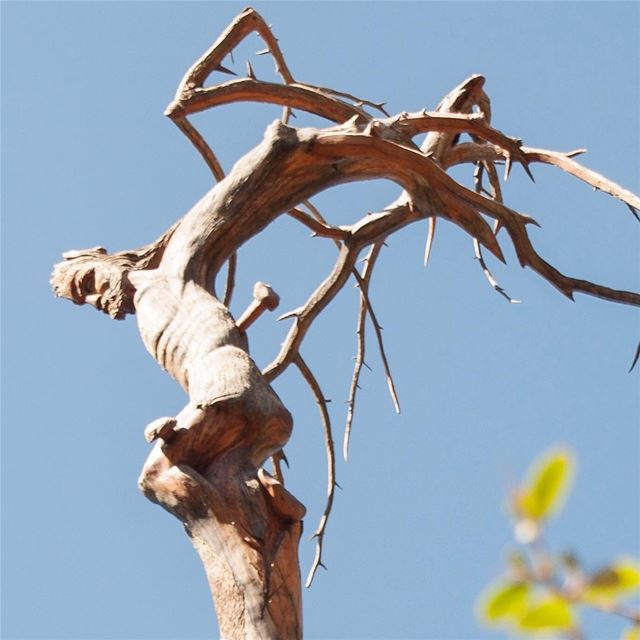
top-left (50, 247), bottom-right (135, 319)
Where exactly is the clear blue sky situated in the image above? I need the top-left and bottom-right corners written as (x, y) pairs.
top-left (2, 2), bottom-right (638, 639)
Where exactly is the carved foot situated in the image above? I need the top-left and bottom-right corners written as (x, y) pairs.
top-left (237, 282), bottom-right (280, 332)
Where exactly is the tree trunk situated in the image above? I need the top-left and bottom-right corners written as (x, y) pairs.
top-left (139, 433), bottom-right (304, 640)
top-left (130, 270), bottom-right (306, 639)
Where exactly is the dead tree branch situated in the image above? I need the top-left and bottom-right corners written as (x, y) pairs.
top-left (350, 268), bottom-right (401, 415)
top-left (50, 7), bottom-right (639, 637)
top-left (447, 143), bottom-right (640, 213)
top-left (344, 242), bottom-right (382, 461)
top-left (293, 354), bottom-right (337, 588)
top-left (472, 162), bottom-right (519, 303)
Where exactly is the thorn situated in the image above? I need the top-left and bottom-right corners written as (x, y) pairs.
top-left (246, 60), bottom-right (256, 80)
top-left (504, 155), bottom-right (513, 181)
top-left (278, 308), bottom-right (300, 321)
top-left (256, 48), bottom-right (270, 56)
top-left (324, 398), bottom-right (332, 403)
top-left (319, 562), bottom-right (328, 571)
top-left (280, 450), bottom-right (290, 468)
top-left (627, 204), bottom-right (640, 222)
top-left (565, 148), bottom-right (587, 158)
top-left (376, 102), bottom-right (389, 116)
top-left (289, 109), bottom-right (297, 119)
top-left (362, 360), bottom-right (372, 371)
top-left (522, 159), bottom-right (535, 183)
top-left (335, 481), bottom-right (343, 490)
top-left (424, 217), bottom-right (436, 266)
top-left (215, 64), bottom-right (237, 76)
top-left (629, 340), bottom-right (640, 372)
top-left (523, 214), bottom-right (542, 229)
top-left (229, 49), bottom-right (235, 64)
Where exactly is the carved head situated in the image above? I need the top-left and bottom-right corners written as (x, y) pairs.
top-left (50, 247), bottom-right (135, 319)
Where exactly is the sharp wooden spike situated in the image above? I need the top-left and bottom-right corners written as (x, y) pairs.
top-left (424, 216), bottom-right (436, 266)
top-left (629, 340), bottom-right (640, 372)
top-left (215, 63), bottom-right (237, 76)
top-left (627, 204), bottom-right (640, 222)
top-left (504, 155), bottom-right (513, 181)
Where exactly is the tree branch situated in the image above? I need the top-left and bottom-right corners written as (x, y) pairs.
top-left (472, 162), bottom-right (520, 303)
top-left (293, 354), bottom-right (337, 588)
top-left (350, 269), bottom-right (400, 415)
top-left (51, 10), bottom-right (639, 637)
top-left (286, 207), bottom-right (350, 240)
top-left (344, 242), bottom-right (382, 461)
top-left (447, 143), bottom-right (640, 212)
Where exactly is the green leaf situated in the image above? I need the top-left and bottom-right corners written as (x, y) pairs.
top-left (480, 581), bottom-right (530, 623)
top-left (518, 595), bottom-right (574, 631)
top-left (622, 626), bottom-right (640, 640)
top-left (519, 448), bottom-right (574, 520)
top-left (585, 559), bottom-right (640, 602)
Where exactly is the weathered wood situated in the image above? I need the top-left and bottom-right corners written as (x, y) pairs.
top-left (130, 268), bottom-right (304, 639)
top-left (50, 7), bottom-right (639, 639)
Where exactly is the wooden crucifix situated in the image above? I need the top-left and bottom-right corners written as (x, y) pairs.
top-left (51, 8), bottom-right (639, 639)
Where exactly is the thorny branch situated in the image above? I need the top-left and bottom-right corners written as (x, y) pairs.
top-left (350, 268), bottom-right (401, 415)
top-left (446, 143), bottom-right (640, 213)
top-left (293, 354), bottom-right (337, 588)
top-left (161, 7), bottom-right (638, 580)
top-left (472, 162), bottom-right (520, 304)
top-left (53, 7), bottom-right (639, 589)
top-left (344, 242), bottom-right (382, 461)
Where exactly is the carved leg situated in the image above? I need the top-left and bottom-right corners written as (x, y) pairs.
top-left (237, 282), bottom-right (280, 332)
top-left (138, 441), bottom-right (305, 640)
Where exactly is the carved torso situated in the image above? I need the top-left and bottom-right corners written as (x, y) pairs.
top-left (130, 269), bottom-right (291, 467)
top-left (131, 270), bottom-right (245, 399)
